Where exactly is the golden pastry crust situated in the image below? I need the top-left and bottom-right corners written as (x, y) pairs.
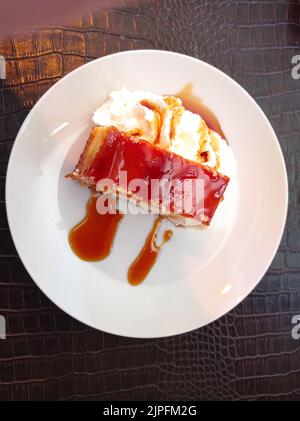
top-left (66, 126), bottom-right (110, 188)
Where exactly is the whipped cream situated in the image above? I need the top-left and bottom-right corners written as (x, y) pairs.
top-left (93, 88), bottom-right (236, 178)
top-left (93, 89), bottom-right (165, 142)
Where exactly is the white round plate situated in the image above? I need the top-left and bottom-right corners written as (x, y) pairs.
top-left (6, 50), bottom-right (288, 338)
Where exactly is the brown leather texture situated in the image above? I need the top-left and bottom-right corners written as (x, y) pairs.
top-left (0, 0), bottom-right (300, 401)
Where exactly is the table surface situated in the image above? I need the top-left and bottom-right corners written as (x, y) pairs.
top-left (0, 0), bottom-right (300, 401)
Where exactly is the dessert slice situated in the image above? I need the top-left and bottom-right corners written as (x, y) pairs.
top-left (67, 126), bottom-right (229, 227)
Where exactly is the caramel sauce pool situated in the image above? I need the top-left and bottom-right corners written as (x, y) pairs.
top-left (128, 217), bottom-right (173, 286)
top-left (69, 195), bottom-right (123, 261)
top-left (176, 83), bottom-right (226, 139)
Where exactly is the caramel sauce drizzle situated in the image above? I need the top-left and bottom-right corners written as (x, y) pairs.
top-left (139, 99), bottom-right (163, 144)
top-left (176, 83), bottom-right (226, 139)
top-left (127, 216), bottom-right (173, 286)
top-left (69, 195), bottom-right (123, 261)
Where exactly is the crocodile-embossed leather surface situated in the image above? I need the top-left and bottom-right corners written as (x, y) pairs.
top-left (0, 0), bottom-right (300, 401)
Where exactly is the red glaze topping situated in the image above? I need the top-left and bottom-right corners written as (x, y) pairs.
top-left (86, 129), bottom-right (229, 224)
